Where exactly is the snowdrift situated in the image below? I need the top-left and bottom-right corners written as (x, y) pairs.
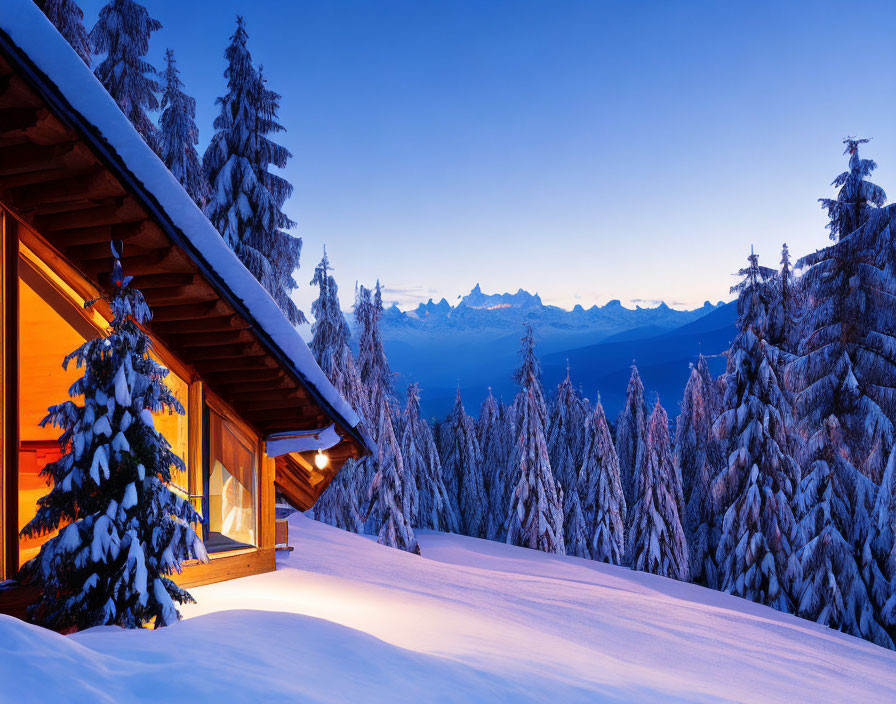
top-left (2, 513), bottom-right (895, 702)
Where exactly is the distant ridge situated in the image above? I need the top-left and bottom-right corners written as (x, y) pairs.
top-left (364, 284), bottom-right (730, 419)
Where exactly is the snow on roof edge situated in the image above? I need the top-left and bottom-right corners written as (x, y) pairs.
top-left (0, 1), bottom-right (362, 436)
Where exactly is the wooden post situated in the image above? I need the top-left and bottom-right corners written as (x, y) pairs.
top-left (187, 380), bottom-right (204, 519)
top-left (259, 451), bottom-right (275, 551)
top-left (2, 211), bottom-right (19, 579)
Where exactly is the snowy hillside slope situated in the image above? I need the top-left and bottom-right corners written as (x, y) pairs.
top-left (2, 512), bottom-right (895, 703)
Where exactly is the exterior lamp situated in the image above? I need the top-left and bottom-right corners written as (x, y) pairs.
top-left (314, 450), bottom-right (329, 470)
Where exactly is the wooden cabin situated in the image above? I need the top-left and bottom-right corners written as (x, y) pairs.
top-left (0, 3), bottom-right (371, 592)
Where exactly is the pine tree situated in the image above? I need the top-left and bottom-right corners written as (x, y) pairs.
top-left (788, 141), bottom-right (894, 485)
top-left (309, 248), bottom-right (365, 419)
top-left (788, 139), bottom-right (896, 646)
top-left (19, 245), bottom-right (207, 630)
top-left (563, 488), bottom-right (589, 558)
top-left (874, 452), bottom-right (896, 633)
top-left (396, 387), bottom-right (422, 528)
top-left (677, 366), bottom-right (721, 587)
top-left (548, 363), bottom-right (587, 504)
top-left (676, 365), bottom-right (718, 504)
top-left (713, 249), bottom-right (800, 611)
top-left (38, 0), bottom-right (91, 65)
top-left (819, 137), bottom-right (886, 242)
top-left (157, 49), bottom-right (206, 206)
top-left (443, 389), bottom-right (486, 538)
top-left (616, 363), bottom-right (648, 511)
top-left (406, 385), bottom-right (458, 532)
top-left (579, 398), bottom-right (626, 564)
top-left (89, 0), bottom-right (161, 147)
top-left (366, 387), bottom-right (419, 554)
top-left (478, 389), bottom-right (507, 540)
top-left (506, 326), bottom-right (565, 554)
top-left (356, 282), bottom-right (392, 401)
top-left (797, 417), bottom-right (891, 647)
top-left (770, 243), bottom-right (801, 352)
top-left (204, 17), bottom-right (305, 325)
top-left (627, 399), bottom-right (689, 580)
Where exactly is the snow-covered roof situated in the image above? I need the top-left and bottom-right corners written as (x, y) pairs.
top-left (0, 1), bottom-right (366, 444)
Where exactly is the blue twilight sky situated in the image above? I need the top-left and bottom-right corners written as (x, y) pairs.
top-left (80, 0), bottom-right (896, 313)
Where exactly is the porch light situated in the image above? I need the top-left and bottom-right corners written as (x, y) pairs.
top-left (314, 450), bottom-right (329, 470)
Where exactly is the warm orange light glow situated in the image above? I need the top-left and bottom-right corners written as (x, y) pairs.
top-left (314, 450), bottom-right (329, 470)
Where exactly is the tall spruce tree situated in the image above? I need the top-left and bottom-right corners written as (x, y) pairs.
top-left (396, 386), bottom-right (422, 528)
top-left (678, 366), bottom-right (721, 587)
top-left (580, 398), bottom-right (626, 564)
top-left (548, 364), bottom-right (588, 504)
top-left (309, 248), bottom-right (365, 419)
top-left (405, 385), bottom-right (458, 532)
top-left (874, 452), bottom-right (896, 635)
top-left (157, 49), bottom-right (206, 206)
top-left (204, 17), bottom-right (305, 325)
top-left (38, 0), bottom-right (91, 65)
top-left (788, 138), bottom-right (896, 647)
top-left (713, 249), bottom-right (800, 611)
top-left (366, 386), bottom-right (419, 554)
top-left (627, 398), bottom-right (688, 580)
top-left (563, 488), bottom-right (589, 558)
top-left (506, 326), bottom-right (565, 554)
top-left (797, 417), bottom-right (891, 647)
top-left (20, 245), bottom-right (207, 629)
top-left (479, 388), bottom-right (508, 540)
top-left (443, 389), bottom-right (486, 538)
top-left (89, 0), bottom-right (161, 147)
top-left (616, 363), bottom-right (648, 510)
top-left (819, 137), bottom-right (886, 242)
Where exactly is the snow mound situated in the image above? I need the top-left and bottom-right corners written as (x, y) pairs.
top-left (3, 513), bottom-right (895, 702)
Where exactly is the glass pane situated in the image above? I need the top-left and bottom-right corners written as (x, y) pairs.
top-left (17, 273), bottom-right (87, 566)
top-left (207, 408), bottom-right (256, 551)
top-left (153, 365), bottom-right (189, 499)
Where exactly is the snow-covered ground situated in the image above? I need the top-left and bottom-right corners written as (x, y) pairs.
top-left (3, 513), bottom-right (895, 703)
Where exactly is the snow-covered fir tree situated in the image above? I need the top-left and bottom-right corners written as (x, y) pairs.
top-left (547, 363), bottom-right (587, 507)
top-left (713, 249), bottom-right (800, 611)
top-left (874, 451), bottom-right (896, 636)
top-left (627, 398), bottom-right (689, 580)
top-left (788, 140), bottom-right (894, 485)
top-left (580, 398), bottom-right (626, 565)
top-left (89, 0), bottom-right (161, 147)
top-left (770, 243), bottom-right (801, 352)
top-left (353, 284), bottom-right (390, 531)
top-left (396, 386), bottom-right (423, 528)
top-left (616, 363), bottom-right (648, 511)
top-left (157, 49), bottom-right (206, 206)
top-left (405, 385), bottom-right (458, 532)
top-left (203, 17), bottom-right (305, 325)
top-left (563, 487), bottom-right (589, 558)
top-left (19, 245), bottom-right (207, 630)
top-left (478, 388), bottom-right (508, 540)
top-left (788, 138), bottom-right (896, 646)
top-left (676, 362), bottom-right (718, 504)
top-left (678, 365), bottom-right (721, 588)
top-left (506, 326), bottom-right (565, 554)
top-left (38, 0), bottom-right (91, 65)
top-left (443, 389), bottom-right (486, 538)
top-left (309, 248), bottom-right (365, 419)
top-left (819, 137), bottom-right (886, 242)
top-left (356, 282), bottom-right (392, 403)
top-left (366, 386), bottom-right (420, 554)
top-left (797, 417), bottom-right (891, 647)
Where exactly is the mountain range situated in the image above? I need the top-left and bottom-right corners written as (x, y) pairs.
top-left (369, 285), bottom-right (735, 421)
